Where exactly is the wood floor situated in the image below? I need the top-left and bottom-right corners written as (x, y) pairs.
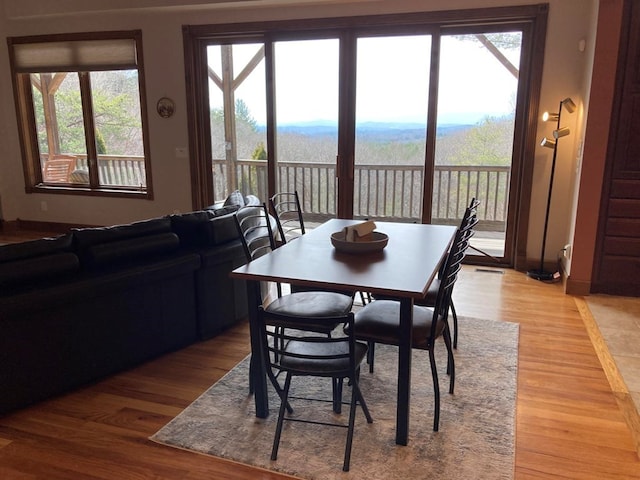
top-left (0, 245), bottom-right (639, 478)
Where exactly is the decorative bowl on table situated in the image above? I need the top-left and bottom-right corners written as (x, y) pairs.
top-left (330, 231), bottom-right (389, 254)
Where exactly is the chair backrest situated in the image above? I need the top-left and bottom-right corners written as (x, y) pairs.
top-left (42, 156), bottom-right (77, 183)
top-left (260, 306), bottom-right (356, 377)
top-left (269, 191), bottom-right (305, 244)
top-left (433, 226), bottom-right (471, 319)
top-left (234, 203), bottom-right (278, 263)
top-left (234, 203), bottom-right (281, 302)
top-left (460, 197), bottom-right (479, 234)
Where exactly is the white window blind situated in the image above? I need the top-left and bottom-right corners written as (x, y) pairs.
top-left (12, 38), bottom-right (138, 73)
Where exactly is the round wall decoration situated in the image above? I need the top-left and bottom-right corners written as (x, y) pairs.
top-left (156, 97), bottom-right (175, 118)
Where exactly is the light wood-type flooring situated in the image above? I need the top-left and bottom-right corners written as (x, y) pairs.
top-left (0, 228), bottom-right (639, 479)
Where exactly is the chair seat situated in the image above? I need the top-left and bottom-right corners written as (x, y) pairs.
top-left (352, 300), bottom-right (446, 349)
top-left (281, 339), bottom-right (368, 375)
top-left (267, 291), bottom-right (353, 317)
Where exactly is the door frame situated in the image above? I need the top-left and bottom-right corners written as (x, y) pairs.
top-left (183, 4), bottom-right (548, 270)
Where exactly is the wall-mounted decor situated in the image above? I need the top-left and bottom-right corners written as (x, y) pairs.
top-left (156, 97), bottom-right (175, 118)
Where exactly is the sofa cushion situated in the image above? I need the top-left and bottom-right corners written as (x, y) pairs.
top-left (82, 232), bottom-right (180, 269)
top-left (0, 234), bottom-right (73, 263)
top-left (0, 252), bottom-right (79, 286)
top-left (223, 190), bottom-right (245, 208)
top-left (206, 212), bottom-right (241, 245)
top-left (73, 217), bottom-right (172, 249)
top-left (244, 194), bottom-right (260, 206)
top-left (170, 211), bottom-right (215, 247)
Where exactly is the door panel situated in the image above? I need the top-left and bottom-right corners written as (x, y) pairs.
top-left (353, 35), bottom-right (431, 222)
top-left (273, 39), bottom-right (340, 221)
top-left (207, 43), bottom-right (267, 201)
top-left (435, 32), bottom-right (522, 262)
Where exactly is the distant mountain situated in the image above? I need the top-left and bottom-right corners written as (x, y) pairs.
top-left (265, 121), bottom-right (473, 142)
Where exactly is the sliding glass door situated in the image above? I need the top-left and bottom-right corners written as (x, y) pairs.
top-left (185, 6), bottom-right (546, 268)
top-left (434, 32), bottom-right (522, 261)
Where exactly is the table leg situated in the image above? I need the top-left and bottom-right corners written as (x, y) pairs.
top-left (396, 297), bottom-right (413, 445)
top-left (247, 280), bottom-right (269, 418)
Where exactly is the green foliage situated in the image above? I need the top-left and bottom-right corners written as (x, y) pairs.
top-left (444, 116), bottom-right (514, 166)
top-left (95, 129), bottom-right (107, 154)
top-left (235, 99), bottom-right (258, 131)
top-left (252, 142), bottom-right (267, 160)
top-left (32, 71), bottom-right (143, 157)
top-left (211, 98), bottom-right (258, 131)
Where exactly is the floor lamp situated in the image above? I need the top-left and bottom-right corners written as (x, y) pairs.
top-left (527, 97), bottom-right (576, 281)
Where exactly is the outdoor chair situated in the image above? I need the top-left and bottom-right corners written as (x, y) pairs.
top-left (347, 224), bottom-right (470, 431)
top-left (260, 306), bottom-right (372, 471)
top-left (42, 156), bottom-right (77, 183)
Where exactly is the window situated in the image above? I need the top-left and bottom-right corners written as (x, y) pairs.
top-left (8, 31), bottom-right (152, 197)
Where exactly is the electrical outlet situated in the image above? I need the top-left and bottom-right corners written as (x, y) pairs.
top-left (563, 244), bottom-right (571, 260)
top-left (40, 201), bottom-right (48, 212)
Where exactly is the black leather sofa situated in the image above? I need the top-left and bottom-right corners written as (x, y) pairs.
top-left (0, 194), bottom-right (260, 415)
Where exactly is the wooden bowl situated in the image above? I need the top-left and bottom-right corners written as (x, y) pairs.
top-left (330, 231), bottom-right (388, 254)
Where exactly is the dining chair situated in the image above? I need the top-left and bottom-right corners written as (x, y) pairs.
top-left (348, 224), bottom-right (470, 432)
top-left (261, 307), bottom-right (373, 471)
top-left (415, 197), bottom-right (479, 348)
top-left (270, 191), bottom-right (369, 304)
top-left (234, 203), bottom-right (355, 335)
top-left (369, 197), bottom-right (478, 349)
top-left (269, 191), bottom-right (305, 245)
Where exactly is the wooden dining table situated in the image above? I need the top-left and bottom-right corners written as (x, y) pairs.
top-left (230, 218), bottom-right (457, 446)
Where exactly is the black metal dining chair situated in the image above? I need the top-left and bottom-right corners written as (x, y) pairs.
top-left (270, 191), bottom-right (370, 304)
top-left (261, 307), bottom-right (373, 471)
top-left (369, 198), bottom-right (478, 349)
top-left (234, 203), bottom-right (355, 337)
top-left (415, 197), bottom-right (479, 348)
top-left (347, 224), bottom-right (470, 432)
top-left (269, 191), bottom-right (306, 244)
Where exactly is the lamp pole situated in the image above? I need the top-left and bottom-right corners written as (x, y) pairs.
top-left (528, 100), bottom-right (564, 281)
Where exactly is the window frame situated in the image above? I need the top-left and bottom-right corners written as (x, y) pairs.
top-left (7, 30), bottom-right (153, 199)
top-left (183, 5), bottom-right (547, 270)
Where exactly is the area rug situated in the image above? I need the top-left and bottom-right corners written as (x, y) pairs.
top-left (150, 317), bottom-right (519, 479)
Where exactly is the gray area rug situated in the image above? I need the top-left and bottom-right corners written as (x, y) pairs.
top-left (150, 317), bottom-right (519, 479)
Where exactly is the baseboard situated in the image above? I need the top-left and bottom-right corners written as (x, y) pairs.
top-left (565, 276), bottom-right (592, 295)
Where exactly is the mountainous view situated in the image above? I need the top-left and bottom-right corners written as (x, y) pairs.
top-left (273, 122), bottom-right (472, 143)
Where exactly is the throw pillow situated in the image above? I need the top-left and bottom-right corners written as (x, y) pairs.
top-left (223, 190), bottom-right (245, 208)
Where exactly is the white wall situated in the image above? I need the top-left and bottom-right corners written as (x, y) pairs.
top-left (0, 0), bottom-right (595, 268)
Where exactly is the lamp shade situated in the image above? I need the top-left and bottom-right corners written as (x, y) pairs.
top-left (561, 97), bottom-right (576, 113)
top-left (553, 127), bottom-right (570, 139)
top-left (542, 112), bottom-right (559, 122)
top-left (540, 137), bottom-right (556, 148)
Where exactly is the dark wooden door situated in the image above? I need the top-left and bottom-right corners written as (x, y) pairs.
top-left (592, 0), bottom-right (640, 296)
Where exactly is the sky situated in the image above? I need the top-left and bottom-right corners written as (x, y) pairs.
top-left (207, 33), bottom-right (521, 126)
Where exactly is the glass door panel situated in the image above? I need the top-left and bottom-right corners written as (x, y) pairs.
top-left (207, 43), bottom-right (267, 201)
top-left (434, 33), bottom-right (522, 260)
top-left (354, 35), bottom-right (431, 222)
top-left (273, 39), bottom-right (340, 225)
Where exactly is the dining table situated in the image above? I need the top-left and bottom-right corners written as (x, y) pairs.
top-left (230, 218), bottom-right (457, 446)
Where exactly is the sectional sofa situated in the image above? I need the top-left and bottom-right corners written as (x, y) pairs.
top-left (0, 194), bottom-right (260, 414)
